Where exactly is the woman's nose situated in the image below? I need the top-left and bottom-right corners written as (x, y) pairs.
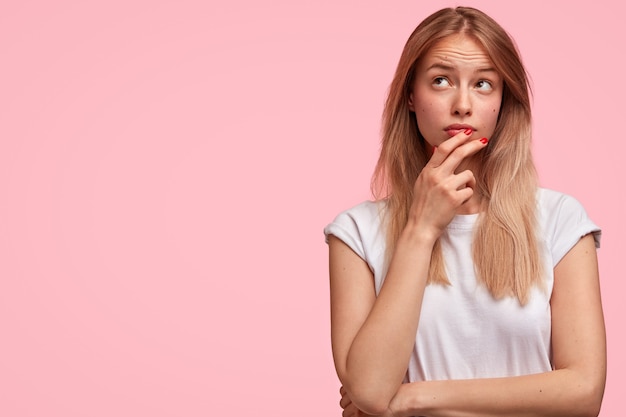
top-left (452, 90), bottom-right (472, 116)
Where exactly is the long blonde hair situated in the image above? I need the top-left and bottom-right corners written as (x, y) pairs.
top-left (372, 7), bottom-right (543, 304)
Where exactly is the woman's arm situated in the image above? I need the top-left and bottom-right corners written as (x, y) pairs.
top-left (330, 132), bottom-right (488, 415)
top-left (329, 230), bottom-right (433, 416)
top-left (390, 233), bottom-right (606, 417)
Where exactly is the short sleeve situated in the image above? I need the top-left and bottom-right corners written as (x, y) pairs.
top-left (323, 200), bottom-right (386, 266)
top-left (538, 189), bottom-right (601, 267)
top-left (324, 201), bottom-right (388, 290)
top-left (324, 209), bottom-right (367, 260)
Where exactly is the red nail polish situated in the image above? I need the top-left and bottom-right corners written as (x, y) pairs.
top-left (464, 128), bottom-right (473, 135)
top-left (480, 137), bottom-right (488, 144)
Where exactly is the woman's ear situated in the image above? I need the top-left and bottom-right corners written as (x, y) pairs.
top-left (408, 93), bottom-right (415, 112)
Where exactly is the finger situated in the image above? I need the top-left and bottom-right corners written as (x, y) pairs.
top-left (436, 137), bottom-right (488, 174)
top-left (448, 169), bottom-right (476, 191)
top-left (437, 170), bottom-right (475, 206)
top-left (340, 393), bottom-right (351, 409)
top-left (458, 172), bottom-right (477, 205)
top-left (427, 129), bottom-right (475, 167)
top-left (339, 385), bottom-right (346, 396)
top-left (342, 402), bottom-right (356, 417)
top-left (343, 402), bottom-right (367, 417)
top-left (458, 184), bottom-right (474, 205)
top-left (466, 170), bottom-right (477, 191)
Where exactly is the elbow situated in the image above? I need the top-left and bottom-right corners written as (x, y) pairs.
top-left (343, 380), bottom-right (396, 416)
top-left (350, 394), bottom-right (392, 416)
top-left (577, 396), bottom-right (603, 417)
top-left (574, 379), bottom-right (605, 417)
top-left (583, 392), bottom-right (604, 417)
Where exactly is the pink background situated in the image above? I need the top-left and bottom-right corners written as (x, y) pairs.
top-left (0, 1), bottom-right (622, 415)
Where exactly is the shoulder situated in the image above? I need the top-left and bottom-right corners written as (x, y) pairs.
top-left (323, 200), bottom-right (388, 261)
top-left (536, 188), bottom-right (597, 229)
top-left (324, 200), bottom-right (387, 240)
top-left (330, 200), bottom-right (386, 223)
top-left (536, 188), bottom-right (601, 266)
top-left (537, 188), bottom-right (585, 211)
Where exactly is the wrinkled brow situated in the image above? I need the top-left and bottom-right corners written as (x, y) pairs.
top-left (426, 63), bottom-right (497, 74)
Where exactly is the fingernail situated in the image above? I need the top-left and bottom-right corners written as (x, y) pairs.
top-left (464, 128), bottom-right (473, 135)
top-left (480, 137), bottom-right (488, 144)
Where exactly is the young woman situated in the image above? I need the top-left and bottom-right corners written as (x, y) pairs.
top-left (324, 7), bottom-right (606, 417)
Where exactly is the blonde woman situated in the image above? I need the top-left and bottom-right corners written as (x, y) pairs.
top-left (324, 7), bottom-right (605, 417)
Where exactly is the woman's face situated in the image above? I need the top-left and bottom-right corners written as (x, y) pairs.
top-left (409, 34), bottom-right (503, 148)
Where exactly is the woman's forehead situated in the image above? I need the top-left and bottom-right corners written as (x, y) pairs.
top-left (421, 34), bottom-right (494, 70)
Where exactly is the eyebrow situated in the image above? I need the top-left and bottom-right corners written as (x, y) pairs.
top-left (426, 63), bottom-right (498, 74)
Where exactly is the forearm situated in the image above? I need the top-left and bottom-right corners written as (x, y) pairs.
top-left (387, 234), bottom-right (606, 417)
top-left (396, 368), bottom-right (605, 417)
top-left (344, 225), bottom-right (435, 414)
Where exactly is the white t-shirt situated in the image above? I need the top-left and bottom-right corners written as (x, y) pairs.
top-left (324, 188), bottom-right (601, 381)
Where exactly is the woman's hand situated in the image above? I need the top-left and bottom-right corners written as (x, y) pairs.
top-left (340, 385), bottom-right (375, 417)
top-left (407, 130), bottom-right (488, 240)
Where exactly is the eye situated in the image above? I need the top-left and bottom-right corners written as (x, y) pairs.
top-left (476, 80), bottom-right (493, 91)
top-left (432, 77), bottom-right (451, 88)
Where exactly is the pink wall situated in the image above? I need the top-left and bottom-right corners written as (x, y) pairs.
top-left (0, 1), bottom-right (622, 415)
